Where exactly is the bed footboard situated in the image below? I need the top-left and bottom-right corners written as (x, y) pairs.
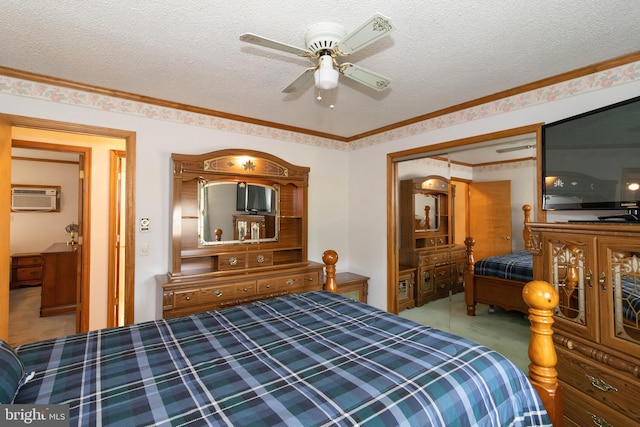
top-left (523, 280), bottom-right (563, 426)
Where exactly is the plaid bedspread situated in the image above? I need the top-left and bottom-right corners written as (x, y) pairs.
top-left (15, 291), bottom-right (550, 426)
top-left (474, 250), bottom-right (533, 283)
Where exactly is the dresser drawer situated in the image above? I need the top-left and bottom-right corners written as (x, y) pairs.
top-left (257, 277), bottom-right (278, 294)
top-left (276, 272), bottom-right (319, 291)
top-left (173, 290), bottom-right (201, 308)
top-left (14, 255), bottom-right (43, 266)
top-left (200, 283), bottom-right (238, 304)
top-left (234, 281), bottom-right (257, 297)
top-left (14, 266), bottom-right (43, 281)
top-left (419, 252), bottom-right (449, 266)
top-left (247, 251), bottom-right (273, 268)
top-left (218, 253), bottom-right (247, 270)
top-left (557, 346), bottom-right (640, 422)
top-left (562, 381), bottom-right (636, 427)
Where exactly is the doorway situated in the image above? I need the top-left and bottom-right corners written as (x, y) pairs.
top-left (0, 115), bottom-right (136, 342)
top-left (386, 124), bottom-right (544, 314)
top-left (9, 142), bottom-right (87, 344)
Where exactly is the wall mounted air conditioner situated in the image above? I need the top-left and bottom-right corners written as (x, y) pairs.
top-left (11, 187), bottom-right (58, 211)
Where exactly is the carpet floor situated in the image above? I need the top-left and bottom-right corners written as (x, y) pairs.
top-left (399, 291), bottom-right (530, 372)
top-left (8, 286), bottom-right (76, 347)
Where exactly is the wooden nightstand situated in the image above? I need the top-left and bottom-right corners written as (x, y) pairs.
top-left (10, 253), bottom-right (44, 289)
top-left (398, 265), bottom-right (416, 311)
top-left (330, 272), bottom-right (369, 304)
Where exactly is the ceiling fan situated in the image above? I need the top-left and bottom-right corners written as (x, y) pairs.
top-left (239, 13), bottom-right (394, 94)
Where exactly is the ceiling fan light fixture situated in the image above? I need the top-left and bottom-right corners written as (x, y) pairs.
top-left (314, 55), bottom-right (339, 90)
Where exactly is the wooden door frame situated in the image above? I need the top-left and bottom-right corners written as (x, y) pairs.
top-left (0, 114), bottom-right (136, 339)
top-left (108, 150), bottom-right (126, 327)
top-left (386, 124), bottom-right (544, 314)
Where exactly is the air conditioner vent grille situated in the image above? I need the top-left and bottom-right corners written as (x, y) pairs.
top-left (11, 187), bottom-right (59, 211)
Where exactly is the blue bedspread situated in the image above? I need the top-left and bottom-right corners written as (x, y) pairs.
top-left (474, 250), bottom-right (533, 282)
top-left (15, 291), bottom-right (550, 426)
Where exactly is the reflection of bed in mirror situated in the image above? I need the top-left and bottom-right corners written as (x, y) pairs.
top-left (464, 204), bottom-right (533, 316)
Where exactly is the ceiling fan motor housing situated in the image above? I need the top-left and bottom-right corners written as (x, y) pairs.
top-left (305, 22), bottom-right (347, 54)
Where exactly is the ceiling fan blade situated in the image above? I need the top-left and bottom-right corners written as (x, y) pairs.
top-left (240, 33), bottom-right (310, 57)
top-left (340, 63), bottom-right (391, 91)
top-left (282, 68), bottom-right (315, 93)
top-left (336, 13), bottom-right (394, 55)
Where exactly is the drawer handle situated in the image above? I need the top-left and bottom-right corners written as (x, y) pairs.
top-left (256, 255), bottom-right (265, 263)
top-left (286, 279), bottom-right (294, 286)
top-left (29, 271), bottom-right (39, 277)
top-left (585, 270), bottom-right (593, 288)
top-left (242, 287), bottom-right (249, 293)
top-left (185, 296), bottom-right (191, 301)
top-left (214, 290), bottom-right (223, 297)
top-left (587, 412), bottom-right (613, 427)
top-left (229, 257), bottom-right (238, 266)
top-left (586, 375), bottom-right (618, 393)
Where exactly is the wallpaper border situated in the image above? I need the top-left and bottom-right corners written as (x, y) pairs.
top-left (1, 60), bottom-right (639, 152)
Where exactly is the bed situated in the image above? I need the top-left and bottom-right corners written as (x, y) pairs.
top-left (464, 205), bottom-right (534, 316)
top-left (2, 252), bottom-right (561, 426)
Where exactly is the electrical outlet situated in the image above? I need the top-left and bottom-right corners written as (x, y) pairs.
top-left (140, 218), bottom-right (150, 232)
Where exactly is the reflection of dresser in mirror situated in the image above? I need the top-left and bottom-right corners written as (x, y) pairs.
top-left (399, 176), bottom-right (465, 308)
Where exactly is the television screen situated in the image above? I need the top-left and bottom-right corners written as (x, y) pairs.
top-left (542, 95), bottom-right (640, 215)
top-left (236, 182), bottom-right (274, 213)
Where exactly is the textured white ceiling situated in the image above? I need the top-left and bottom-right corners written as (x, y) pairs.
top-left (1, 1), bottom-right (638, 138)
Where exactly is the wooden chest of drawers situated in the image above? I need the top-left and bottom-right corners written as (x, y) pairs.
top-left (10, 253), bottom-right (44, 289)
top-left (556, 343), bottom-right (640, 426)
top-left (159, 262), bottom-right (324, 318)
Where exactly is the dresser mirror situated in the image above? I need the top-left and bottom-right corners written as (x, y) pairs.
top-left (198, 179), bottom-right (280, 246)
top-left (413, 193), bottom-right (440, 231)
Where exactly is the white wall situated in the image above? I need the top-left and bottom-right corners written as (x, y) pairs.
top-left (10, 158), bottom-right (78, 254)
top-left (2, 61), bottom-right (640, 323)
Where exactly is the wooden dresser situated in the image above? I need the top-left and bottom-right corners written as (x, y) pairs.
top-left (529, 222), bottom-right (640, 426)
top-left (40, 242), bottom-right (78, 317)
top-left (159, 149), bottom-right (333, 318)
top-left (10, 253), bottom-right (44, 289)
top-left (159, 262), bottom-right (324, 318)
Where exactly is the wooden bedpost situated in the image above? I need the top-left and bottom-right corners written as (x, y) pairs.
top-left (522, 280), bottom-right (563, 426)
top-left (464, 237), bottom-right (477, 316)
top-left (322, 249), bottom-right (338, 293)
top-left (522, 204), bottom-right (532, 250)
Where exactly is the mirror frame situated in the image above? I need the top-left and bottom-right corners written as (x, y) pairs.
top-left (170, 149), bottom-right (310, 277)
